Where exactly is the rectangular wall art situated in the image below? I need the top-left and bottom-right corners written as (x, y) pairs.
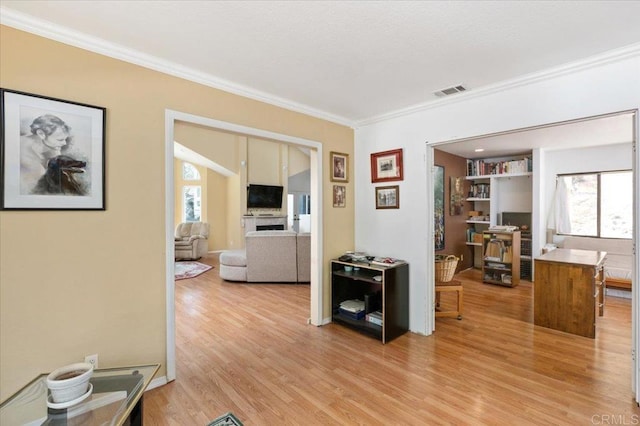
top-left (434, 165), bottom-right (444, 250)
top-left (1, 89), bottom-right (106, 210)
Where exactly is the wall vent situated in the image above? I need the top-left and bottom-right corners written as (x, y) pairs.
top-left (434, 84), bottom-right (468, 97)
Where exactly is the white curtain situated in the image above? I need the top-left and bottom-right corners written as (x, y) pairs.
top-left (550, 177), bottom-right (572, 234)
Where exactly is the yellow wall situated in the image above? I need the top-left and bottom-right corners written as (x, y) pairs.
top-left (0, 25), bottom-right (354, 399)
top-left (205, 169), bottom-right (228, 251)
top-left (288, 147), bottom-right (311, 178)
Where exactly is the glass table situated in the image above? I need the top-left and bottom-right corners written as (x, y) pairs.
top-left (1, 364), bottom-right (159, 426)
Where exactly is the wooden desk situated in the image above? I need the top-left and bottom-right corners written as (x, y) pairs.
top-left (534, 249), bottom-right (606, 338)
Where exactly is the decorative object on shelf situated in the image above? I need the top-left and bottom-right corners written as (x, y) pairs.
top-left (370, 148), bottom-right (403, 182)
top-left (46, 362), bottom-right (94, 405)
top-left (375, 185), bottom-right (399, 209)
top-left (434, 165), bottom-right (444, 250)
top-left (330, 151), bottom-right (349, 182)
top-left (332, 185), bottom-right (346, 207)
top-left (1, 88), bottom-right (106, 210)
top-left (435, 254), bottom-right (459, 282)
top-left (450, 176), bottom-right (464, 215)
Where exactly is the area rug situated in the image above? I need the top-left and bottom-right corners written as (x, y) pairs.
top-left (207, 412), bottom-right (243, 426)
top-left (174, 261), bottom-right (213, 280)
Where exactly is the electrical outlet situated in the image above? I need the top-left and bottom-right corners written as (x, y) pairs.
top-left (460, 254), bottom-right (464, 261)
top-left (84, 354), bottom-right (98, 369)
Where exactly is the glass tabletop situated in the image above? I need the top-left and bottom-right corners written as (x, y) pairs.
top-left (0, 364), bottom-right (159, 426)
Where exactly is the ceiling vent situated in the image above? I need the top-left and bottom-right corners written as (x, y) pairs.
top-left (434, 84), bottom-right (468, 97)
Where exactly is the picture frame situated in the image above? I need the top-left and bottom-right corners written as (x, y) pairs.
top-left (330, 151), bottom-right (349, 182)
top-left (375, 185), bottom-right (399, 209)
top-left (332, 185), bottom-right (346, 208)
top-left (434, 165), bottom-right (445, 250)
top-left (450, 176), bottom-right (464, 216)
top-left (1, 89), bottom-right (106, 210)
top-left (370, 148), bottom-right (403, 183)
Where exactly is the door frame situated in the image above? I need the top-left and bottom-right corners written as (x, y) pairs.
top-left (164, 109), bottom-right (324, 381)
top-left (425, 110), bottom-right (639, 401)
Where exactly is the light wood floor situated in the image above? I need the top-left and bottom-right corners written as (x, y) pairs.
top-left (144, 254), bottom-right (638, 425)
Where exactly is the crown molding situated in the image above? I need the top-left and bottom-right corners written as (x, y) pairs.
top-left (0, 7), bottom-right (355, 128)
top-left (355, 42), bottom-right (640, 128)
top-left (3, 7), bottom-right (638, 131)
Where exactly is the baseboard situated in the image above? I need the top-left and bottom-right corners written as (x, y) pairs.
top-left (606, 288), bottom-right (631, 299)
top-left (145, 375), bottom-right (168, 391)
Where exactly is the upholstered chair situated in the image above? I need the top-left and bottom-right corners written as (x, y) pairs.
top-left (174, 222), bottom-right (210, 260)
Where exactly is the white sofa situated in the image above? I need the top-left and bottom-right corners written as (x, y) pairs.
top-left (174, 222), bottom-right (210, 260)
top-left (219, 231), bottom-right (310, 283)
top-left (557, 236), bottom-right (632, 291)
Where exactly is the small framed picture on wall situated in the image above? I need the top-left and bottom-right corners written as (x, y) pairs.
top-left (371, 148), bottom-right (403, 183)
top-left (333, 185), bottom-right (346, 207)
top-left (375, 185), bottom-right (399, 209)
top-left (330, 151), bottom-right (349, 182)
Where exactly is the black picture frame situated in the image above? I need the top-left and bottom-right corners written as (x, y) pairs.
top-left (1, 88), bottom-right (106, 210)
top-left (434, 165), bottom-right (445, 250)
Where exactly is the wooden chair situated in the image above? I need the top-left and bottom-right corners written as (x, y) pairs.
top-left (435, 280), bottom-right (463, 320)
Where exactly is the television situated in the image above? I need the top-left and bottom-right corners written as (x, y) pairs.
top-left (247, 184), bottom-right (284, 209)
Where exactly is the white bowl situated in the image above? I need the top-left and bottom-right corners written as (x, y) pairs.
top-left (46, 362), bottom-right (94, 403)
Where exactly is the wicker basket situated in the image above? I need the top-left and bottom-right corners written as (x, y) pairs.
top-left (435, 254), bottom-right (459, 282)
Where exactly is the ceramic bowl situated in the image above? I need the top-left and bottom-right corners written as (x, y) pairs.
top-left (46, 362), bottom-right (94, 403)
top-left (344, 266), bottom-right (353, 272)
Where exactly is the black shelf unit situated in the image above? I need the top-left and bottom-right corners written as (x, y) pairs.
top-left (331, 260), bottom-right (409, 343)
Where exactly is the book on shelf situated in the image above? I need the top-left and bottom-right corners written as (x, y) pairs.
top-left (365, 311), bottom-right (383, 326)
top-left (467, 157), bottom-right (532, 177)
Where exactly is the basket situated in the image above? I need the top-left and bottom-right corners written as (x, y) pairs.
top-left (435, 254), bottom-right (459, 282)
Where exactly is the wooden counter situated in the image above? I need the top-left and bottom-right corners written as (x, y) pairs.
top-left (534, 248), bottom-right (606, 338)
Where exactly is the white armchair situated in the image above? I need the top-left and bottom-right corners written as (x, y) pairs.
top-left (174, 222), bottom-right (210, 260)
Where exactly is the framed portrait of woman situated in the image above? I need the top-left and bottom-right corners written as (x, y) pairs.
top-left (330, 151), bottom-right (349, 182)
top-left (1, 88), bottom-right (106, 210)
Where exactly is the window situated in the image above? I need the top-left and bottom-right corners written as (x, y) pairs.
top-left (183, 186), bottom-right (201, 222)
top-left (556, 171), bottom-right (632, 238)
top-left (182, 162), bottom-right (201, 180)
top-left (299, 194), bottom-right (311, 215)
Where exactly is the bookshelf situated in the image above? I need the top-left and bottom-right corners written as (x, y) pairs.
top-left (331, 259), bottom-right (409, 343)
top-left (464, 154), bottom-right (533, 268)
top-left (482, 230), bottom-right (521, 287)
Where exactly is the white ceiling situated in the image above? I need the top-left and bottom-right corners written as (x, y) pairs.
top-left (2, 1), bottom-right (640, 128)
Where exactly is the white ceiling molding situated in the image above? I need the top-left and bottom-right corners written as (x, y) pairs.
top-left (0, 7), bottom-right (353, 128)
top-left (356, 42), bottom-right (640, 128)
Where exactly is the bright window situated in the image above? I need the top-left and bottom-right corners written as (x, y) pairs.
top-left (182, 162), bottom-right (201, 181)
top-left (556, 171), bottom-right (632, 238)
top-left (183, 186), bottom-right (201, 222)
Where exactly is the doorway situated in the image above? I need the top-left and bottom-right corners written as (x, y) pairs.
top-left (164, 110), bottom-right (324, 381)
top-left (426, 110), bottom-right (639, 401)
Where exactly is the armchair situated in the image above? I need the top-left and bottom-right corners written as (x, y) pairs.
top-left (174, 222), bottom-right (210, 260)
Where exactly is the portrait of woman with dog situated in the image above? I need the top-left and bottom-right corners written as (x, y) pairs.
top-left (20, 113), bottom-right (89, 195)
